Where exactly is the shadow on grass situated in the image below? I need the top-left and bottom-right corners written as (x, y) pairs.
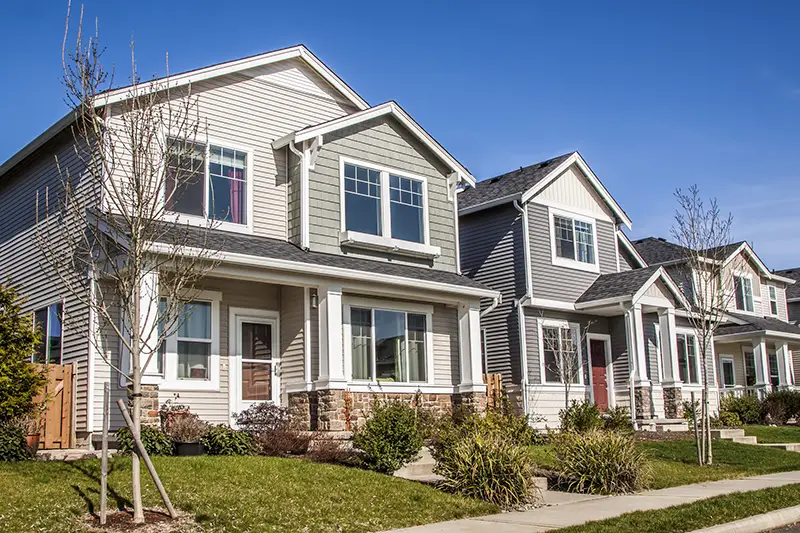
top-left (67, 460), bottom-right (132, 516)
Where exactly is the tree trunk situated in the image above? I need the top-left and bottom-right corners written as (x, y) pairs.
top-left (131, 280), bottom-right (144, 523)
top-left (691, 391), bottom-right (702, 465)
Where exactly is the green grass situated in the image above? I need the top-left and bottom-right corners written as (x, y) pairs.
top-left (744, 425), bottom-right (800, 443)
top-left (0, 456), bottom-right (496, 533)
top-left (530, 439), bottom-right (800, 490)
top-left (554, 482), bottom-right (800, 533)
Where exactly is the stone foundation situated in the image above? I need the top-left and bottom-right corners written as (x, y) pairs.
top-left (634, 386), bottom-right (652, 419)
top-left (662, 387), bottom-right (683, 419)
top-left (137, 384), bottom-right (160, 427)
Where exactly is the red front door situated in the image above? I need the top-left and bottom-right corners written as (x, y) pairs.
top-left (590, 339), bottom-right (609, 410)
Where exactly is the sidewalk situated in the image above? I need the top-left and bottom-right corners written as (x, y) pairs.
top-left (388, 470), bottom-right (800, 532)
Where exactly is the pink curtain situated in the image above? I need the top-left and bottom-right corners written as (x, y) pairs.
top-left (228, 168), bottom-right (244, 224)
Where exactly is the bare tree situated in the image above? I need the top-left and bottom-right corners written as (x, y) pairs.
top-left (35, 3), bottom-right (220, 523)
top-left (672, 185), bottom-right (743, 466)
top-left (541, 318), bottom-right (593, 410)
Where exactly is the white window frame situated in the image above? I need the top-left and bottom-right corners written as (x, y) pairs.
top-left (31, 300), bottom-right (65, 365)
top-left (161, 134), bottom-right (255, 235)
top-left (719, 355), bottom-right (736, 388)
top-left (342, 296), bottom-right (435, 389)
top-left (675, 329), bottom-right (702, 385)
top-left (537, 318), bottom-right (585, 386)
top-left (338, 156), bottom-right (441, 258)
top-left (548, 207), bottom-right (600, 274)
top-left (733, 273), bottom-right (755, 314)
top-left (768, 285), bottom-right (779, 316)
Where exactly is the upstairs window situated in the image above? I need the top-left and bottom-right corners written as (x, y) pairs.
top-left (32, 303), bottom-right (63, 364)
top-left (343, 163), bottom-right (382, 236)
top-left (551, 209), bottom-right (597, 271)
top-left (165, 139), bottom-right (249, 226)
top-left (734, 275), bottom-right (754, 313)
top-left (769, 285), bottom-right (779, 316)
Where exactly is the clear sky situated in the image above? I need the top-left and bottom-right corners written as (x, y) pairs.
top-left (2, 1), bottom-right (798, 268)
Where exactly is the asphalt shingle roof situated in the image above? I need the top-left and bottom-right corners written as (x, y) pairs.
top-left (716, 313), bottom-right (800, 337)
top-left (632, 237), bottom-right (747, 266)
top-left (576, 266), bottom-right (662, 304)
top-left (776, 268), bottom-right (800, 300)
top-left (458, 153), bottom-right (574, 211)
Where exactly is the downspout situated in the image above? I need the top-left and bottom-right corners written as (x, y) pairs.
top-left (513, 200), bottom-right (532, 415)
top-left (287, 140), bottom-right (308, 250)
top-left (623, 307), bottom-right (639, 430)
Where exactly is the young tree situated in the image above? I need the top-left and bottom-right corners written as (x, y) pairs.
top-left (671, 185), bottom-right (742, 466)
top-left (541, 318), bottom-right (593, 410)
top-left (35, 3), bottom-right (219, 522)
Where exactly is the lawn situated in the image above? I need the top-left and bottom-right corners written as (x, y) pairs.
top-left (529, 438), bottom-right (800, 490)
top-left (0, 456), bottom-right (496, 533)
top-left (744, 425), bottom-right (800, 443)
top-left (553, 482), bottom-right (800, 533)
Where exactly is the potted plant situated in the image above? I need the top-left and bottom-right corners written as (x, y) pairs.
top-left (165, 412), bottom-right (207, 456)
top-left (21, 414), bottom-right (42, 455)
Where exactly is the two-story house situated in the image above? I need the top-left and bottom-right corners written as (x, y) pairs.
top-left (0, 46), bottom-right (499, 449)
top-left (459, 152), bottom-right (692, 428)
top-left (634, 238), bottom-right (800, 400)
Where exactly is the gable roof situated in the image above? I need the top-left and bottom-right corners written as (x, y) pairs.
top-left (458, 151), bottom-right (632, 228)
top-left (272, 101), bottom-right (476, 186)
top-left (632, 237), bottom-right (691, 266)
top-left (716, 312), bottom-right (800, 339)
top-left (776, 268), bottom-right (800, 301)
top-left (575, 265), bottom-right (689, 309)
top-left (0, 45), bottom-right (369, 181)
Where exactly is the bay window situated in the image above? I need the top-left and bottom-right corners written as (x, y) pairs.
top-left (551, 208), bottom-right (597, 272)
top-left (541, 324), bottom-right (581, 384)
top-left (734, 275), bottom-right (754, 313)
top-left (32, 302), bottom-right (63, 364)
top-left (676, 333), bottom-right (699, 384)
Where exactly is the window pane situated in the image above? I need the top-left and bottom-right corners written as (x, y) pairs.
top-left (743, 279), bottom-right (754, 312)
top-left (177, 341), bottom-right (210, 379)
top-left (351, 308), bottom-right (373, 380)
top-left (407, 313), bottom-right (426, 382)
top-left (677, 335), bottom-right (689, 383)
top-left (542, 327), bottom-right (561, 383)
top-left (574, 221), bottom-right (595, 264)
top-left (744, 351), bottom-right (757, 386)
top-left (722, 360), bottom-right (735, 387)
top-left (156, 298), bottom-right (166, 375)
top-left (554, 216), bottom-right (575, 260)
top-left (241, 362), bottom-right (271, 400)
top-left (375, 310), bottom-right (405, 382)
top-left (390, 175), bottom-right (424, 243)
top-left (242, 323), bottom-right (271, 361)
top-left (33, 309), bottom-right (48, 363)
top-left (345, 193), bottom-right (381, 235)
top-left (209, 146), bottom-right (247, 224)
top-left (165, 140), bottom-right (205, 217)
top-left (768, 353), bottom-right (780, 387)
top-left (47, 303), bottom-right (62, 364)
top-left (770, 287), bottom-right (779, 315)
top-left (178, 301), bottom-right (211, 339)
top-left (687, 335), bottom-right (699, 384)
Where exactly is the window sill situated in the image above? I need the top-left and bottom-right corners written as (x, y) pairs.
top-left (339, 230), bottom-right (441, 259)
top-left (164, 213), bottom-right (253, 235)
top-left (552, 256), bottom-right (600, 274)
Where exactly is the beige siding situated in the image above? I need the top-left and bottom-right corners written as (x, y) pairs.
top-left (280, 285), bottom-right (306, 397)
top-left (643, 280), bottom-right (676, 304)
top-left (432, 304), bottom-right (460, 385)
top-left (535, 164), bottom-right (616, 221)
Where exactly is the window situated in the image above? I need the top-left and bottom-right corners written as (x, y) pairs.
top-left (676, 333), bottom-right (699, 384)
top-left (153, 298), bottom-right (167, 376)
top-left (744, 351), bottom-right (757, 386)
top-left (176, 301), bottom-right (212, 380)
top-left (342, 160), bottom-right (427, 245)
top-left (720, 357), bottom-right (735, 388)
top-left (32, 303), bottom-right (63, 364)
top-left (165, 139), bottom-right (249, 226)
top-left (769, 286), bottom-right (779, 316)
top-left (768, 352), bottom-right (780, 387)
top-left (349, 307), bottom-right (428, 383)
top-left (734, 275), bottom-right (754, 313)
top-left (542, 325), bottom-right (581, 384)
top-left (552, 211), bottom-right (596, 269)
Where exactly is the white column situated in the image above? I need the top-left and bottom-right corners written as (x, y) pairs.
top-left (778, 341), bottom-right (792, 387)
top-left (317, 284), bottom-right (346, 388)
top-left (658, 309), bottom-right (681, 384)
top-left (632, 304), bottom-right (650, 386)
top-left (139, 270), bottom-right (160, 375)
top-left (753, 337), bottom-right (769, 386)
top-left (457, 300), bottom-right (486, 393)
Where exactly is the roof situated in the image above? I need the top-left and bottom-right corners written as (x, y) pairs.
top-left (716, 313), bottom-right (800, 337)
top-left (632, 237), bottom-right (691, 265)
top-left (576, 266), bottom-right (662, 303)
top-left (272, 101), bottom-right (476, 186)
top-left (0, 45), bottom-right (369, 181)
top-left (776, 268), bottom-right (800, 301)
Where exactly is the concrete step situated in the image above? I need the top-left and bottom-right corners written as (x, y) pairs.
top-left (731, 436), bottom-right (759, 445)
top-left (394, 448), bottom-right (436, 480)
top-left (758, 443), bottom-right (800, 452)
top-left (711, 429), bottom-right (746, 439)
top-left (639, 418), bottom-right (689, 432)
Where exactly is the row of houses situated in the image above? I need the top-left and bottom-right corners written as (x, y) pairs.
top-left (1, 46), bottom-right (799, 448)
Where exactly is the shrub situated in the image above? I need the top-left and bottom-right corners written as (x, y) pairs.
top-left (720, 394), bottom-right (762, 425)
top-left (163, 412), bottom-right (207, 443)
top-left (553, 430), bottom-right (650, 495)
top-left (235, 403), bottom-right (291, 433)
top-left (762, 391), bottom-right (800, 425)
top-left (0, 423), bottom-right (30, 461)
top-left (235, 403), bottom-right (310, 456)
top-left (0, 285), bottom-right (45, 424)
top-left (353, 401), bottom-right (423, 473)
top-left (431, 404), bottom-right (541, 457)
top-left (682, 399), bottom-right (701, 422)
top-left (201, 425), bottom-right (254, 456)
top-left (559, 400), bottom-right (603, 433)
top-left (434, 426), bottom-right (538, 507)
top-left (307, 434), bottom-right (357, 465)
top-left (603, 406), bottom-right (634, 434)
top-left (715, 411), bottom-right (742, 428)
top-left (116, 425), bottom-right (174, 456)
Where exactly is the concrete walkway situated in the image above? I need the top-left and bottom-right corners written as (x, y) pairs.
top-left (388, 470), bottom-right (800, 532)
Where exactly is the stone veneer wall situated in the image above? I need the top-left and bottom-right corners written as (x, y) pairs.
top-left (634, 386), bottom-right (652, 419)
top-left (662, 387), bottom-right (683, 419)
top-left (139, 384), bottom-right (160, 427)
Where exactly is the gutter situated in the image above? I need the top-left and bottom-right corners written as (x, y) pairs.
top-left (513, 199), bottom-right (532, 415)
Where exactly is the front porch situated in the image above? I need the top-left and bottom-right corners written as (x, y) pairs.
top-left (715, 336), bottom-right (798, 401)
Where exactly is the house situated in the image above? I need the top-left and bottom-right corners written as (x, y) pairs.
top-left (459, 152), bottom-right (692, 428)
top-left (634, 239), bottom-right (800, 398)
top-left (0, 45), bottom-right (499, 448)
top-left (775, 268), bottom-right (800, 324)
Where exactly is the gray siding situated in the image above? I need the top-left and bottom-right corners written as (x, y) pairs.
top-left (619, 246), bottom-right (638, 272)
top-left (789, 301), bottom-right (800, 324)
top-left (287, 149), bottom-right (302, 246)
top-left (432, 304), bottom-right (460, 385)
top-left (459, 204), bottom-right (526, 384)
top-left (280, 286), bottom-right (306, 396)
top-left (527, 203), bottom-right (617, 302)
top-left (307, 116), bottom-right (458, 271)
top-left (643, 313), bottom-right (661, 383)
top-left (610, 315), bottom-right (631, 406)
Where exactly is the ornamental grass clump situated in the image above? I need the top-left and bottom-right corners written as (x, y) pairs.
top-left (553, 429), bottom-right (650, 495)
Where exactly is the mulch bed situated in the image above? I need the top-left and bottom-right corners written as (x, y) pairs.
top-left (634, 430), bottom-right (695, 442)
top-left (84, 508), bottom-right (199, 532)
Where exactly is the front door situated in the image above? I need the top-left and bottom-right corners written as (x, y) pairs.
top-left (590, 339), bottom-right (609, 410)
top-left (233, 312), bottom-right (280, 411)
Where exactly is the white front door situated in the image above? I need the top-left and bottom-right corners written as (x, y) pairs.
top-left (229, 308), bottom-right (280, 418)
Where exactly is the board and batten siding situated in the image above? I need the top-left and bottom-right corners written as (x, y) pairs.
top-left (306, 116), bottom-right (458, 271)
top-left (459, 204), bottom-right (526, 384)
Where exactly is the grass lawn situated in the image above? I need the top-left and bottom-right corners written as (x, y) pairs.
top-left (0, 456), bottom-right (496, 533)
top-left (744, 425), bottom-right (800, 443)
top-left (529, 438), bottom-right (800, 490)
top-left (553, 482), bottom-right (800, 533)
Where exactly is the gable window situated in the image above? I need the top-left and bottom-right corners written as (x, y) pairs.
top-left (550, 209), bottom-right (598, 272)
top-left (734, 275), bottom-right (754, 313)
top-left (541, 324), bottom-right (581, 384)
top-left (768, 286), bottom-right (779, 316)
top-left (720, 357), bottom-right (735, 388)
top-left (165, 139), bottom-right (250, 228)
top-left (32, 302), bottom-right (63, 364)
top-left (676, 333), bottom-right (699, 384)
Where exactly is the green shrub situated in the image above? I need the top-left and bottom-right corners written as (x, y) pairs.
top-left (115, 425), bottom-right (173, 456)
top-left (762, 391), bottom-right (800, 425)
top-left (353, 401), bottom-right (423, 473)
top-left (559, 400), bottom-right (603, 433)
top-left (201, 425), bottom-right (254, 456)
top-left (433, 426), bottom-right (538, 507)
top-left (0, 423), bottom-right (30, 461)
top-left (603, 406), bottom-right (634, 434)
top-left (553, 430), bottom-right (650, 495)
top-left (717, 410), bottom-right (742, 427)
top-left (720, 394), bottom-right (762, 425)
top-left (682, 399), bottom-right (701, 422)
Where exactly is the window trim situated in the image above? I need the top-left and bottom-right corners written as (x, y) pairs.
top-left (732, 273), bottom-right (756, 314)
top-left (768, 285), bottom-right (779, 316)
top-left (537, 318), bottom-right (585, 386)
top-left (161, 134), bottom-right (255, 235)
top-left (675, 329), bottom-right (702, 385)
top-left (338, 156), bottom-right (441, 258)
top-left (548, 207), bottom-right (600, 274)
top-left (342, 296), bottom-right (435, 388)
top-left (31, 300), bottom-right (65, 365)
top-left (719, 355), bottom-right (736, 388)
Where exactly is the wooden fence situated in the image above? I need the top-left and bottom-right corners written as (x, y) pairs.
top-left (483, 373), bottom-right (502, 409)
top-left (33, 363), bottom-right (74, 449)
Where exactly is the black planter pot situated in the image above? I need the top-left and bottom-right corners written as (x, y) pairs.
top-left (174, 441), bottom-right (204, 456)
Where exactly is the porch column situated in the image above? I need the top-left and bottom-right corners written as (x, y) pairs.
top-left (658, 308), bottom-right (681, 384)
top-left (627, 305), bottom-right (651, 420)
top-left (778, 341), bottom-right (793, 387)
top-left (753, 337), bottom-right (769, 386)
top-left (457, 300), bottom-right (486, 394)
top-left (632, 305), bottom-right (650, 385)
top-left (317, 284), bottom-right (346, 389)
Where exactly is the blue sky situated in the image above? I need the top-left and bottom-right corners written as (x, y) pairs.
top-left (2, 1), bottom-right (799, 267)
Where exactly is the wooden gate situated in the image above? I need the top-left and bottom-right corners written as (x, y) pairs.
top-left (483, 373), bottom-right (502, 409)
top-left (33, 364), bottom-right (74, 449)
